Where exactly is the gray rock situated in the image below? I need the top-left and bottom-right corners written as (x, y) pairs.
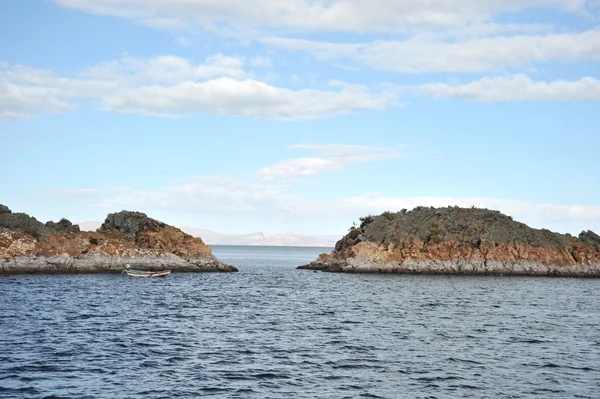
top-left (100, 210), bottom-right (158, 239)
top-left (45, 218), bottom-right (80, 234)
top-left (0, 253), bottom-right (238, 275)
top-left (346, 206), bottom-right (577, 250)
top-left (579, 230), bottom-right (600, 246)
top-left (0, 212), bottom-right (47, 238)
top-left (0, 205), bottom-right (11, 214)
top-left (299, 258), bottom-right (600, 278)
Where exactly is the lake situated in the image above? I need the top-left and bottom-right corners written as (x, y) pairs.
top-left (1, 245), bottom-right (599, 398)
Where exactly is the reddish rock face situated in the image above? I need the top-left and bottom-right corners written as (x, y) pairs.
top-left (0, 218), bottom-right (213, 260)
top-left (300, 206), bottom-right (600, 276)
top-left (0, 207), bottom-right (236, 274)
top-left (330, 240), bottom-right (600, 267)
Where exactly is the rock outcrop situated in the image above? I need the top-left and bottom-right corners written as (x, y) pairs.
top-left (0, 206), bottom-right (237, 275)
top-left (298, 206), bottom-right (600, 277)
top-left (45, 218), bottom-right (80, 234)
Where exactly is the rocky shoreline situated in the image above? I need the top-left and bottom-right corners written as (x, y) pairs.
top-left (299, 207), bottom-right (600, 277)
top-left (1, 254), bottom-right (235, 275)
top-left (0, 205), bottom-right (237, 275)
top-left (298, 256), bottom-right (600, 277)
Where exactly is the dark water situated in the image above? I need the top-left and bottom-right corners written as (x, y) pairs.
top-left (1, 245), bottom-right (600, 398)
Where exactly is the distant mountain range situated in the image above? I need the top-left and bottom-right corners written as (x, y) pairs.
top-left (181, 228), bottom-right (340, 247)
top-left (78, 221), bottom-right (339, 247)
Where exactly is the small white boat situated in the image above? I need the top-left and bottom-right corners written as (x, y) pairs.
top-left (123, 265), bottom-right (171, 278)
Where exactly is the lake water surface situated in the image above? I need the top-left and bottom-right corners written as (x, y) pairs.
top-left (1, 245), bottom-right (599, 398)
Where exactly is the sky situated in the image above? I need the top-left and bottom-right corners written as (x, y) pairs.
top-left (1, 0), bottom-right (599, 237)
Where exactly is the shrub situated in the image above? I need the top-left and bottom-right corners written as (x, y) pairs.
top-left (427, 223), bottom-right (445, 244)
top-left (359, 215), bottom-right (375, 228)
top-left (24, 226), bottom-right (42, 240)
top-left (89, 237), bottom-right (99, 245)
top-left (348, 227), bottom-right (361, 239)
top-left (381, 211), bottom-right (396, 221)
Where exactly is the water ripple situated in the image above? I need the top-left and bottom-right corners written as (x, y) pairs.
top-left (1, 246), bottom-right (600, 398)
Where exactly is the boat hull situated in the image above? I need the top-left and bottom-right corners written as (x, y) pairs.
top-left (125, 269), bottom-right (171, 278)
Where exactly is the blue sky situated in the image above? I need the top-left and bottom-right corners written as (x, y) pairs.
top-left (1, 0), bottom-right (599, 236)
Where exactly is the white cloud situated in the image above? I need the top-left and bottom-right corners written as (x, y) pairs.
top-left (259, 144), bottom-right (400, 179)
top-left (101, 78), bottom-right (399, 119)
top-left (420, 74), bottom-right (600, 101)
top-left (93, 176), bottom-right (316, 216)
top-left (337, 194), bottom-right (600, 233)
top-left (53, 0), bottom-right (600, 33)
top-left (82, 54), bottom-right (247, 83)
top-left (0, 64), bottom-right (117, 118)
top-left (264, 28), bottom-right (600, 73)
top-left (0, 56), bottom-right (399, 120)
top-left (0, 78), bottom-right (76, 118)
top-left (139, 17), bottom-right (187, 31)
top-left (75, 176), bottom-right (600, 234)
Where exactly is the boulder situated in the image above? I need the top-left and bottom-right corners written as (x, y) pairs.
top-left (100, 210), bottom-right (159, 239)
top-left (46, 218), bottom-right (80, 234)
top-left (579, 230), bottom-right (600, 246)
top-left (0, 211), bottom-right (47, 238)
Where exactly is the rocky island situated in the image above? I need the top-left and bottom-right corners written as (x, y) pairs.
top-left (299, 206), bottom-right (600, 277)
top-left (0, 204), bottom-right (237, 274)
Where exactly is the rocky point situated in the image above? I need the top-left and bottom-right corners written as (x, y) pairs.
top-left (0, 205), bottom-right (237, 274)
top-left (299, 206), bottom-right (600, 277)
